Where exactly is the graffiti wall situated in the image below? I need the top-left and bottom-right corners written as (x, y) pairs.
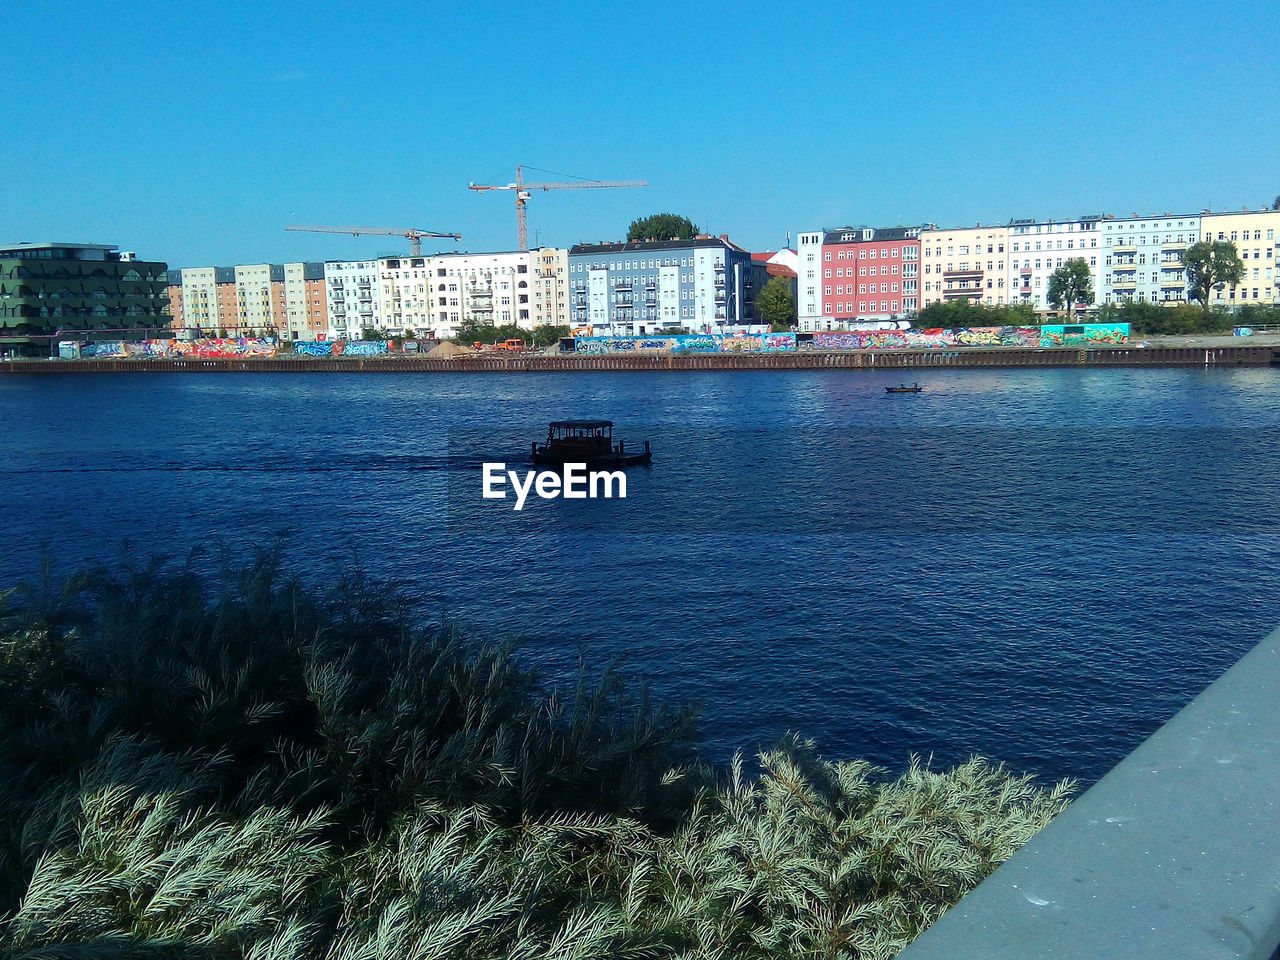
top-left (576, 335), bottom-right (724, 354)
top-left (60, 338), bottom-right (278, 359)
top-left (577, 325), bottom-right (1127, 354)
top-left (575, 333), bottom-right (799, 354)
top-left (1037, 324), bottom-right (1130, 347)
top-left (172, 338), bottom-right (277, 358)
top-left (811, 331), bottom-right (911, 351)
top-left (292, 340), bottom-right (391, 356)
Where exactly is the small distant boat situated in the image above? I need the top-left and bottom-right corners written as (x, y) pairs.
top-left (531, 420), bottom-right (652, 466)
top-left (885, 383), bottom-right (923, 394)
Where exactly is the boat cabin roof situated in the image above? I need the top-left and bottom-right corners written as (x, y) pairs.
top-left (546, 420), bottom-right (612, 440)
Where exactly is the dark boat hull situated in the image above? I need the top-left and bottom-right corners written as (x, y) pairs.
top-left (531, 450), bottom-right (652, 467)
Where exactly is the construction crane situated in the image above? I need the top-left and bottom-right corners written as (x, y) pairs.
top-left (285, 225), bottom-right (461, 256)
top-left (468, 164), bottom-right (646, 251)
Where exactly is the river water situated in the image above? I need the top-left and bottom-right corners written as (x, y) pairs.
top-left (4, 366), bottom-right (1279, 786)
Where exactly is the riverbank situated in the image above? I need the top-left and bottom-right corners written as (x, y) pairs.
top-left (2, 343), bottom-right (1277, 373)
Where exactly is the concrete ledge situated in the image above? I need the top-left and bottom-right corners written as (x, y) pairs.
top-left (899, 625), bottom-right (1280, 960)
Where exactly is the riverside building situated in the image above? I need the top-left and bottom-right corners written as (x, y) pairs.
top-left (428, 250), bottom-right (534, 340)
top-left (815, 226), bottom-right (921, 327)
top-left (0, 242), bottom-right (169, 356)
top-left (919, 224), bottom-right (1010, 309)
top-left (1098, 214), bottom-right (1199, 306)
top-left (1199, 209), bottom-right (1280, 308)
top-left (377, 256), bottom-right (433, 337)
top-left (168, 262), bottom-right (327, 339)
top-left (567, 236), bottom-right (767, 335)
top-left (324, 259), bottom-right (381, 340)
top-left (796, 231), bottom-right (823, 330)
top-left (1006, 216), bottom-right (1103, 310)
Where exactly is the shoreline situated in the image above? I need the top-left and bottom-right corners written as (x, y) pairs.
top-left (2, 343), bottom-right (1278, 373)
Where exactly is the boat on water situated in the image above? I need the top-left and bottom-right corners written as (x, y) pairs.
top-left (531, 420), bottom-right (652, 466)
top-left (885, 383), bottom-right (923, 394)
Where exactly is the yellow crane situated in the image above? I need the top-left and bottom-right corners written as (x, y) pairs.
top-left (285, 225), bottom-right (461, 256)
top-left (468, 164), bottom-right (646, 251)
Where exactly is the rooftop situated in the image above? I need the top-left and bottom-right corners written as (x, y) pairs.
top-left (570, 235), bottom-right (749, 256)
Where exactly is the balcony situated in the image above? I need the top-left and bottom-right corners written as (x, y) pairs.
top-left (470, 287), bottom-right (493, 297)
top-left (1112, 244), bottom-right (1138, 254)
top-left (1162, 240), bottom-right (1187, 250)
top-left (945, 269), bottom-right (984, 281)
top-left (470, 302), bottom-right (494, 312)
top-left (1160, 277), bottom-right (1185, 288)
top-left (1112, 261), bottom-right (1137, 271)
top-left (1112, 279), bottom-right (1138, 290)
top-left (898, 624), bottom-right (1280, 960)
top-left (1160, 260), bottom-right (1184, 269)
top-left (613, 281), bottom-right (632, 292)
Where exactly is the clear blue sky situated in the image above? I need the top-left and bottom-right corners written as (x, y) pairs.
top-left (7, 0), bottom-right (1278, 268)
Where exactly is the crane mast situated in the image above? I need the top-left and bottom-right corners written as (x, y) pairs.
top-left (468, 164), bottom-right (647, 251)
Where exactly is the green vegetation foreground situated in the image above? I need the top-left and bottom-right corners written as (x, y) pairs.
top-left (0, 550), bottom-right (1072, 959)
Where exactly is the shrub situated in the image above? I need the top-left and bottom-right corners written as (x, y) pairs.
top-left (0, 551), bottom-right (1073, 958)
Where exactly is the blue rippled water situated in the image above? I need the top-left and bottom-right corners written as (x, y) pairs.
top-left (3, 366), bottom-right (1279, 787)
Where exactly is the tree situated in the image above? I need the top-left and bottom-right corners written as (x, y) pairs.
top-left (754, 276), bottom-right (796, 331)
top-left (1046, 258), bottom-right (1094, 319)
top-left (1272, 195), bottom-right (1279, 211)
top-left (627, 213), bottom-right (699, 242)
top-left (531, 324), bottom-right (569, 347)
top-left (1184, 240), bottom-right (1244, 315)
top-left (915, 298), bottom-right (989, 329)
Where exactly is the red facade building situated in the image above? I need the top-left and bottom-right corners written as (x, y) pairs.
top-left (819, 226), bottom-right (921, 324)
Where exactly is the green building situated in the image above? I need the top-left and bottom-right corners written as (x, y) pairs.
top-left (0, 242), bottom-right (170, 357)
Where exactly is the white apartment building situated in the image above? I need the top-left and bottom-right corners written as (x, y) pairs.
top-left (919, 224), bottom-right (1011, 308)
top-left (796, 231), bottom-right (823, 329)
top-left (234, 264), bottom-right (276, 333)
top-left (1098, 214), bottom-right (1200, 305)
top-left (324, 260), bottom-right (380, 339)
top-left (178, 266), bottom-right (219, 331)
top-left (1006, 216), bottom-right (1102, 310)
top-left (429, 250), bottom-right (533, 340)
top-left (377, 256), bottom-right (433, 336)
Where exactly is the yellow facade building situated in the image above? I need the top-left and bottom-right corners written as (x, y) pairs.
top-left (1200, 210), bottom-right (1280, 308)
top-left (919, 224), bottom-right (1011, 309)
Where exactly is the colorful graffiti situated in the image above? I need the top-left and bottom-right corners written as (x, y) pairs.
top-left (571, 325), bottom-right (1129, 356)
top-left (293, 340), bottom-right (391, 356)
top-left (1038, 324), bottom-right (1129, 347)
top-left (812, 331), bottom-right (912, 351)
top-left (293, 341), bottom-right (335, 357)
top-left (761, 333), bottom-right (796, 352)
top-left (59, 337), bottom-right (279, 359)
top-left (341, 340), bottom-right (390, 356)
top-left (721, 335), bottom-right (764, 353)
top-left (679, 336), bottom-right (720, 354)
top-left (171, 338), bottom-right (277, 358)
